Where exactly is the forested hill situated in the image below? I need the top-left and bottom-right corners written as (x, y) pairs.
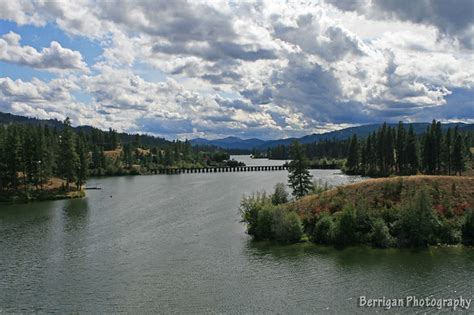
top-left (191, 122), bottom-right (474, 150)
top-left (0, 111), bottom-right (170, 147)
top-left (0, 112), bottom-right (241, 201)
top-left (0, 112), bottom-right (65, 128)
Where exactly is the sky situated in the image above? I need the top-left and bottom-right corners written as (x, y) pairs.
top-left (0, 0), bottom-right (473, 140)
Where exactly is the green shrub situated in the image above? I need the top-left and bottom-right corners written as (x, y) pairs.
top-left (437, 217), bottom-right (461, 244)
top-left (254, 205), bottom-right (274, 240)
top-left (395, 188), bottom-right (440, 247)
top-left (333, 205), bottom-right (358, 247)
top-left (311, 214), bottom-right (334, 244)
top-left (271, 207), bottom-right (303, 244)
top-left (382, 178), bottom-right (404, 200)
top-left (354, 199), bottom-right (374, 243)
top-left (371, 218), bottom-right (393, 248)
top-left (462, 209), bottom-right (474, 245)
top-left (239, 191), bottom-right (271, 237)
top-left (328, 195), bottom-right (347, 214)
top-left (240, 193), bottom-right (302, 243)
top-left (271, 183), bottom-right (289, 205)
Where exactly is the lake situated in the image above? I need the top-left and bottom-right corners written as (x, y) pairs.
top-left (0, 156), bottom-right (472, 313)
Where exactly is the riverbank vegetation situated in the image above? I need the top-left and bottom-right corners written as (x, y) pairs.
top-left (241, 176), bottom-right (474, 247)
top-left (0, 178), bottom-right (85, 203)
top-left (0, 117), bottom-right (240, 202)
top-left (263, 120), bottom-right (473, 177)
top-left (344, 121), bottom-right (471, 177)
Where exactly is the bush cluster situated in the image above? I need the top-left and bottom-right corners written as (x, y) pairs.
top-left (241, 182), bottom-right (473, 248)
top-left (309, 187), bottom-right (472, 248)
top-left (240, 184), bottom-right (303, 244)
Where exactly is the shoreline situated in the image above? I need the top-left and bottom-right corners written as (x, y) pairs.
top-left (0, 188), bottom-right (85, 204)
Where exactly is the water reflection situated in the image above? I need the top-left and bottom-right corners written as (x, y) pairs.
top-left (62, 198), bottom-right (90, 233)
top-left (245, 239), bottom-right (473, 277)
top-left (1, 169), bottom-right (472, 313)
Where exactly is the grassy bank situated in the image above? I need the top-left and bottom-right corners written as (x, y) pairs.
top-left (0, 178), bottom-right (85, 204)
top-left (240, 176), bottom-right (474, 247)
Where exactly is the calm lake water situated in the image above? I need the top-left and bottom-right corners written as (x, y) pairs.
top-left (1, 156), bottom-right (473, 313)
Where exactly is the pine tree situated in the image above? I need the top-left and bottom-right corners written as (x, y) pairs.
top-left (376, 124), bottom-right (386, 175)
top-left (405, 124), bottom-right (419, 175)
top-left (42, 125), bottom-right (55, 184)
top-left (434, 121), bottom-right (443, 174)
top-left (76, 136), bottom-right (88, 190)
top-left (346, 134), bottom-right (359, 174)
top-left (288, 141), bottom-right (313, 198)
top-left (385, 126), bottom-right (395, 175)
top-left (164, 148), bottom-right (174, 166)
top-left (133, 134), bottom-right (141, 148)
top-left (38, 126), bottom-right (53, 188)
top-left (108, 128), bottom-right (119, 150)
top-left (122, 143), bottom-right (134, 168)
top-left (58, 118), bottom-right (79, 189)
top-left (360, 138), bottom-right (367, 175)
top-left (442, 127), bottom-right (453, 175)
top-left (396, 121), bottom-right (406, 174)
top-left (422, 124), bottom-right (434, 174)
top-left (367, 132), bottom-right (377, 175)
top-left (173, 143), bottom-right (181, 163)
top-left (452, 126), bottom-right (465, 175)
top-left (23, 127), bottom-right (37, 187)
top-left (5, 127), bottom-right (22, 190)
top-left (92, 145), bottom-right (105, 170)
top-left (0, 128), bottom-right (7, 191)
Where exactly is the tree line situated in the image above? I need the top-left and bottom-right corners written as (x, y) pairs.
top-left (0, 118), bottom-right (87, 193)
top-left (265, 139), bottom-right (349, 161)
top-left (254, 121), bottom-right (472, 177)
top-left (346, 120), bottom-right (471, 176)
top-left (0, 118), bottom-right (236, 194)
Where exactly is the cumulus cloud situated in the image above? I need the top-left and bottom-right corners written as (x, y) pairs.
top-left (0, 1), bottom-right (46, 26)
top-left (0, 0), bottom-right (473, 139)
top-left (0, 32), bottom-right (88, 72)
top-left (0, 76), bottom-right (84, 122)
top-left (325, 0), bottom-right (474, 48)
top-left (77, 66), bottom-right (308, 138)
top-left (272, 11), bottom-right (364, 62)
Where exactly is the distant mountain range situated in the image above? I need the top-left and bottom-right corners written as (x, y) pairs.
top-left (2, 111), bottom-right (472, 151)
top-left (191, 123), bottom-right (474, 150)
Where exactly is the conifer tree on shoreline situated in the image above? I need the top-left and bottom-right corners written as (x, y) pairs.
top-left (288, 141), bottom-right (313, 198)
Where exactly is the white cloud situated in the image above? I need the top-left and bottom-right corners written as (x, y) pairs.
top-left (0, 1), bottom-right (46, 26)
top-left (0, 32), bottom-right (89, 72)
top-left (0, 0), bottom-right (473, 138)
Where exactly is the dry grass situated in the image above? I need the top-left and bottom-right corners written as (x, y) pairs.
top-left (102, 147), bottom-right (152, 160)
top-left (136, 148), bottom-right (150, 155)
top-left (293, 175), bottom-right (474, 217)
top-left (104, 147), bottom-right (122, 159)
top-left (45, 177), bottom-right (67, 190)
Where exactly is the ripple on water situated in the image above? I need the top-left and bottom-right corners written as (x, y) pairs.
top-left (0, 164), bottom-right (472, 313)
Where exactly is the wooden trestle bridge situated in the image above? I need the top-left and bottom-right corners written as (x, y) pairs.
top-left (156, 165), bottom-right (288, 174)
